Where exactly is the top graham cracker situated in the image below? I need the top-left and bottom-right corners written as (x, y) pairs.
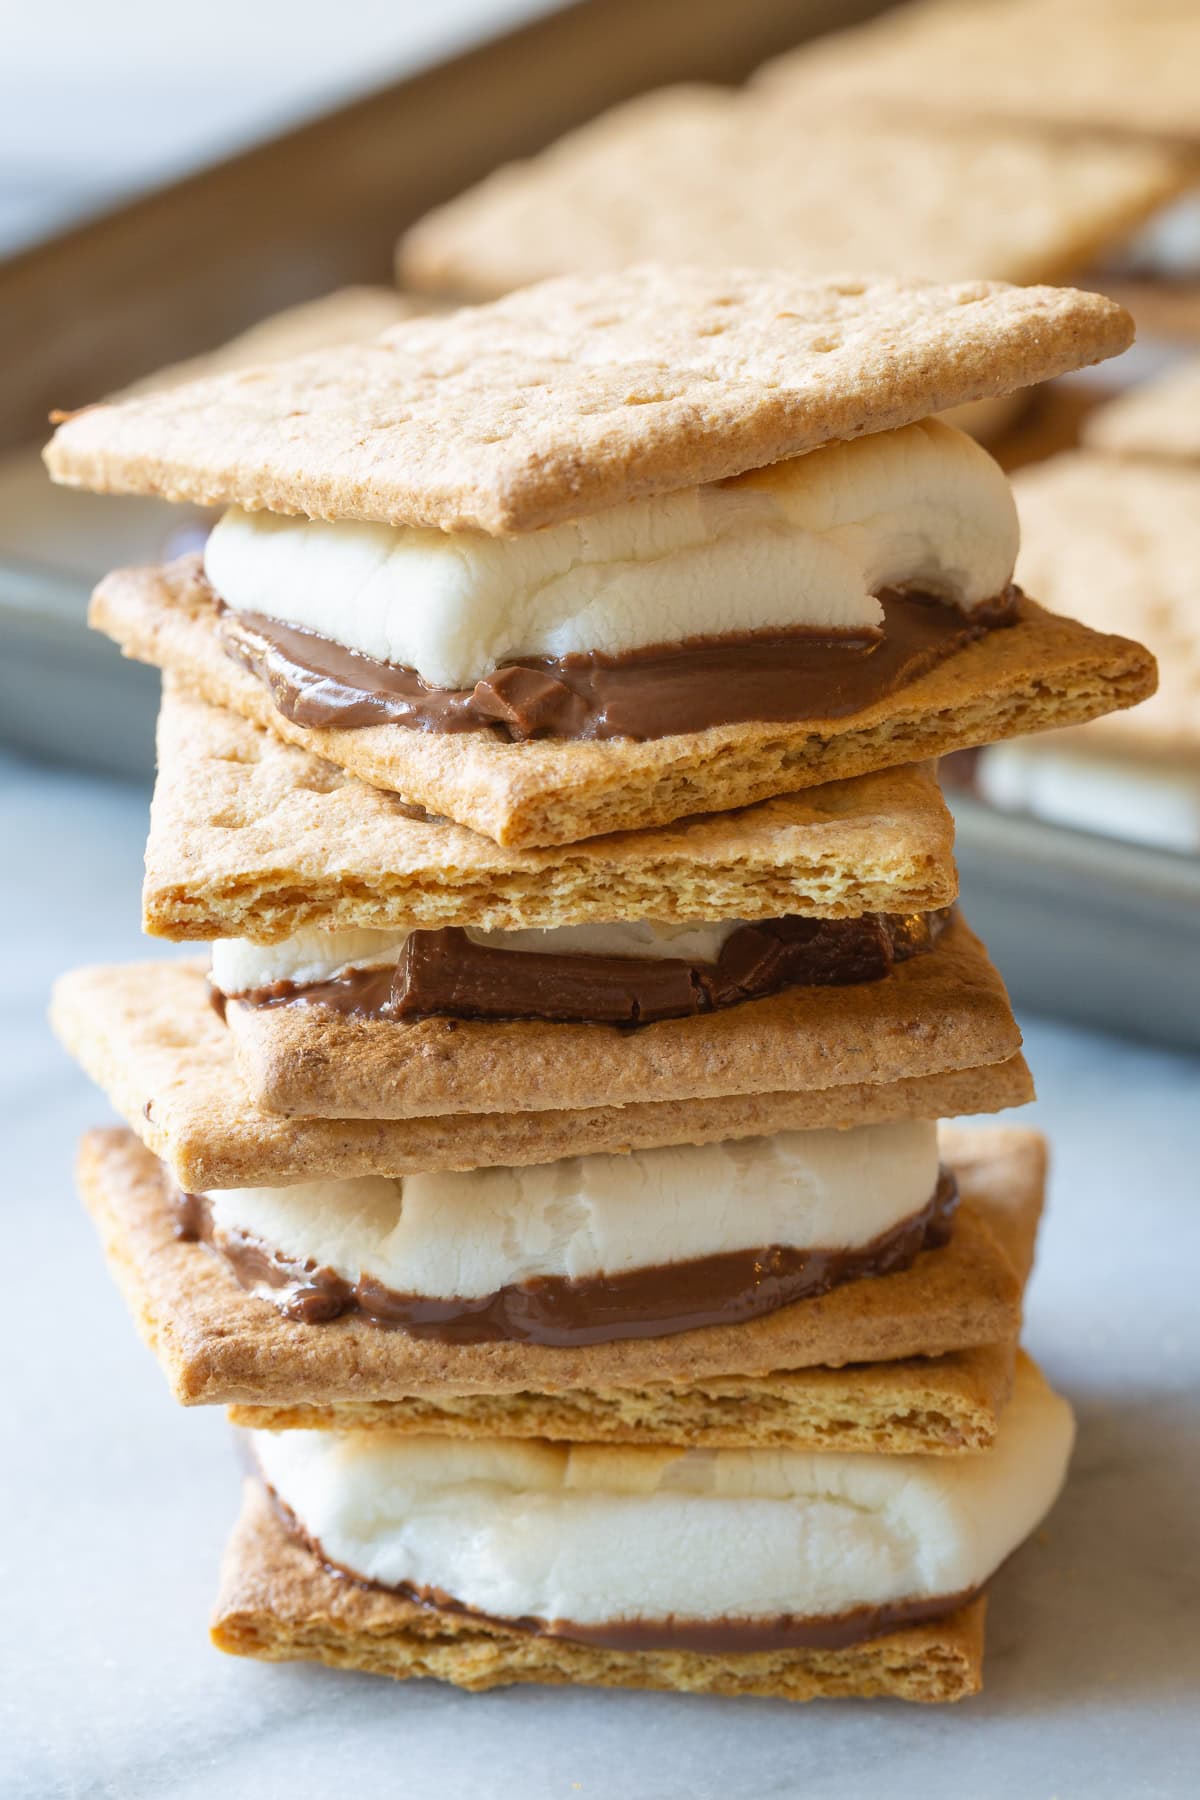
top-left (44, 264), bottom-right (1132, 536)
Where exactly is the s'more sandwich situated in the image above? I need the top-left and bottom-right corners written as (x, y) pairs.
top-left (72, 1113), bottom-right (1044, 1460)
top-left (76, 1112), bottom-right (1067, 1703)
top-left (213, 1349), bottom-right (1072, 1704)
top-left (45, 267), bottom-right (1154, 849)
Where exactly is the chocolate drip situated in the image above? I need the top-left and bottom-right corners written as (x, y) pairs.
top-left (225, 907), bottom-right (951, 1029)
top-left (263, 1483), bottom-right (979, 1652)
top-left (217, 584), bottom-right (1020, 744)
top-left (511, 1591), bottom-right (982, 1654)
top-left (174, 1170), bottom-right (957, 1346)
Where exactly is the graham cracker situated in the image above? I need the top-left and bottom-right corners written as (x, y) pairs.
top-left (211, 1479), bottom-right (985, 1702)
top-left (50, 949), bottom-right (1032, 1184)
top-left (144, 684), bottom-right (957, 941)
top-left (231, 1342), bottom-right (1015, 1456)
top-left (117, 288), bottom-right (429, 400)
top-left (90, 556), bottom-right (1156, 848)
top-left (1082, 356), bottom-right (1200, 463)
top-left (399, 86), bottom-right (1191, 299)
top-left (1014, 451), bottom-right (1200, 755)
top-left (72, 1123), bottom-right (1038, 1407)
top-left (221, 912), bottom-right (1021, 1120)
top-left (46, 263), bottom-right (1132, 536)
top-left (755, 0), bottom-right (1200, 147)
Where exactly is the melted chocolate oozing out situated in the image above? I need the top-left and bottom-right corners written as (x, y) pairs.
top-left (261, 1482), bottom-right (980, 1652)
top-left (216, 584), bottom-right (1020, 744)
top-left (175, 1170), bottom-right (957, 1346)
top-left (222, 907), bottom-right (952, 1029)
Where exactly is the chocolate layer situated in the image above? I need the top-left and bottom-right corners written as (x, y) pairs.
top-left (217, 584), bottom-right (1020, 744)
top-left (264, 1483), bottom-right (978, 1652)
top-left (221, 908), bottom-right (951, 1029)
top-left (176, 1170), bottom-right (957, 1346)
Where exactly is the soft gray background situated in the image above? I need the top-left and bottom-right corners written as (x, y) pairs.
top-left (0, 0), bottom-right (554, 257)
top-left (3, 745), bottom-right (1198, 1800)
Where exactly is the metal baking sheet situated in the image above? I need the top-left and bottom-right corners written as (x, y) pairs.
top-left (950, 793), bottom-right (1200, 1052)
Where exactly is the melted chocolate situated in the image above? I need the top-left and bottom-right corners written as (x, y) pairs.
top-left (263, 1484), bottom-right (979, 1652)
top-left (174, 1170), bottom-right (957, 1345)
top-left (520, 1590), bottom-right (981, 1654)
top-left (217, 584), bottom-right (1020, 744)
top-left (222, 908), bottom-right (951, 1029)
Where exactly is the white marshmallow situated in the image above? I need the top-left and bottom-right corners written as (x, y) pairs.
top-left (467, 918), bottom-right (737, 962)
top-left (204, 418), bottom-right (1018, 689)
top-left (205, 1117), bottom-right (939, 1300)
top-left (250, 1358), bottom-right (1073, 1626)
top-left (211, 925), bottom-right (411, 994)
top-left (978, 741), bottom-right (1200, 854)
top-left (209, 916), bottom-right (741, 994)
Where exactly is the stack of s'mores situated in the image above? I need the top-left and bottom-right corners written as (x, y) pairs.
top-left (47, 267), bottom-right (1156, 1704)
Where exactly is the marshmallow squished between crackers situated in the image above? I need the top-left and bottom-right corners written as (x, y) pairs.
top-left (218, 1354), bottom-right (1068, 1699)
top-left (73, 1122), bottom-right (1041, 1421)
top-left (213, 1478), bottom-right (991, 1700)
top-left (201, 1118), bottom-right (938, 1304)
top-left (210, 916), bottom-right (746, 993)
top-left (246, 1356), bottom-right (1071, 1637)
top-left (87, 544), bottom-right (1155, 850)
top-left (202, 418), bottom-right (1017, 686)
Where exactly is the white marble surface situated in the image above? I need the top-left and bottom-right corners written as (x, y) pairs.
top-left (2, 746), bottom-right (1198, 1800)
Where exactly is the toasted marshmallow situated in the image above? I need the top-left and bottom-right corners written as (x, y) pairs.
top-left (978, 741), bottom-right (1200, 853)
top-left (203, 418), bottom-right (1018, 689)
top-left (250, 1357), bottom-right (1073, 1626)
top-left (210, 916), bottom-right (741, 995)
top-left (205, 1117), bottom-right (938, 1300)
